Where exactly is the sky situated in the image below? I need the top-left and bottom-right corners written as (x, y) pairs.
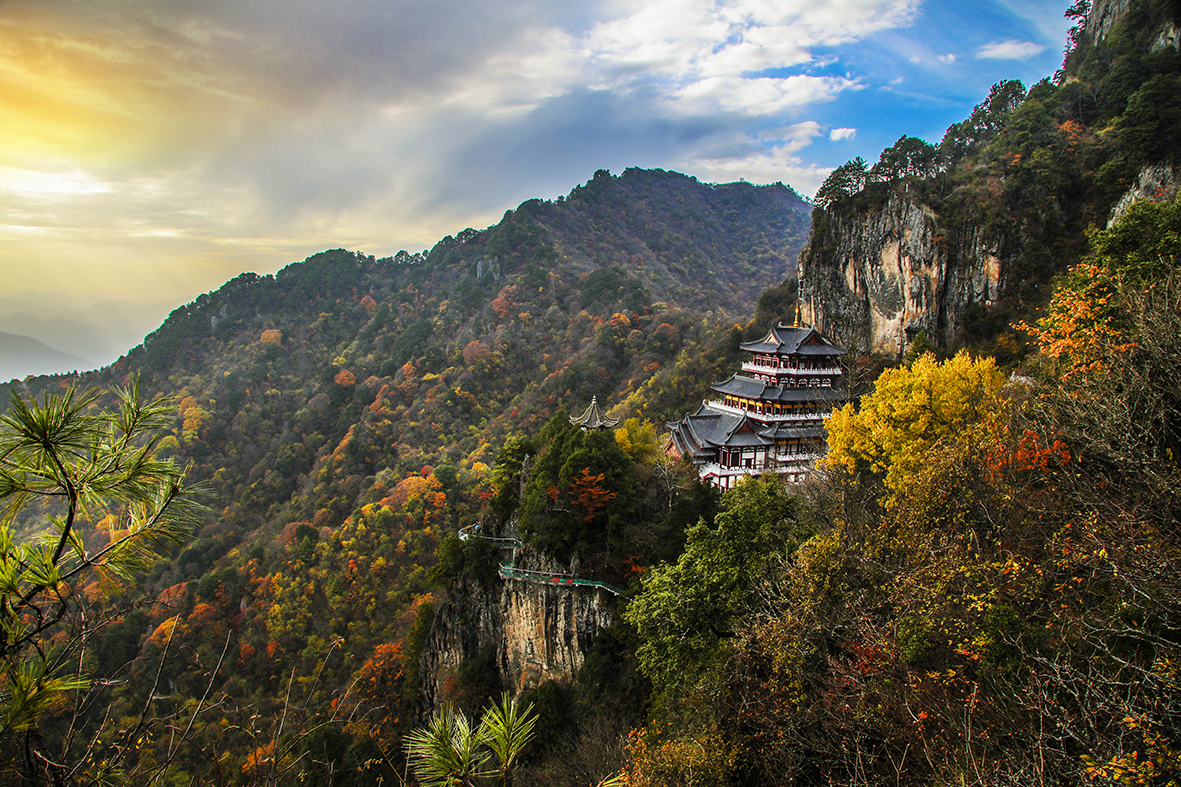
top-left (0, 0), bottom-right (1074, 311)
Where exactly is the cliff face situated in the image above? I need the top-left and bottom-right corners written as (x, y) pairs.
top-left (1088, 0), bottom-right (1139, 39)
top-left (420, 551), bottom-right (615, 712)
top-left (798, 189), bottom-right (1006, 355)
top-left (1087, 0), bottom-right (1180, 56)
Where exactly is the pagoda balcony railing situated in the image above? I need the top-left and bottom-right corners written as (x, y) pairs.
top-left (742, 362), bottom-right (842, 376)
top-left (706, 401), bottom-right (832, 423)
top-left (698, 455), bottom-right (823, 480)
top-left (768, 452), bottom-right (825, 464)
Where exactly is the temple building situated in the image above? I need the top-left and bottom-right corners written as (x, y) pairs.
top-left (666, 323), bottom-right (847, 489)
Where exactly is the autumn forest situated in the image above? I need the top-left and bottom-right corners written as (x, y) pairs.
top-left (4, 1), bottom-right (1181, 785)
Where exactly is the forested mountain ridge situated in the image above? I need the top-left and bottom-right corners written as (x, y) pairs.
top-left (0, 167), bottom-right (808, 783)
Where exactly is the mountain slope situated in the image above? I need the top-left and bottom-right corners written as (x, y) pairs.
top-left (0, 167), bottom-right (809, 781)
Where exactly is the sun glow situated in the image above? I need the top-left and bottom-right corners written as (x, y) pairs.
top-left (0, 167), bottom-right (112, 196)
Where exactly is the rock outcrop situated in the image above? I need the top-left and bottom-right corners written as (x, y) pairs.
top-left (1110, 162), bottom-right (1180, 224)
top-left (798, 188), bottom-right (1007, 356)
top-left (420, 550), bottom-right (615, 712)
top-left (1088, 0), bottom-right (1138, 39)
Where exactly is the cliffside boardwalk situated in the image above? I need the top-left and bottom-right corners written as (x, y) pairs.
top-left (458, 524), bottom-right (628, 597)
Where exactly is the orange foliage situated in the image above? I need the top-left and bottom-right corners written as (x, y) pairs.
top-left (260, 328), bottom-right (282, 345)
top-left (356, 642), bottom-right (409, 746)
top-left (188, 602), bottom-right (220, 628)
top-left (334, 368), bottom-right (357, 386)
top-left (1019, 262), bottom-right (1134, 376)
top-left (463, 340), bottom-right (493, 367)
top-left (149, 616), bottom-right (184, 648)
top-left (242, 741), bottom-right (276, 777)
top-left (1058, 119), bottom-right (1087, 154)
top-left (490, 284), bottom-right (519, 318)
top-left (987, 428), bottom-right (1071, 480)
top-left (357, 643), bottom-right (405, 704)
top-left (569, 468), bottom-right (617, 522)
top-left (278, 521), bottom-right (312, 546)
top-left (156, 583), bottom-right (188, 610)
top-left (359, 294), bottom-right (377, 313)
top-left (382, 474), bottom-right (442, 510)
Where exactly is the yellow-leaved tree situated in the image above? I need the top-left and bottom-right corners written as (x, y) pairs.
top-left (823, 351), bottom-right (1008, 502)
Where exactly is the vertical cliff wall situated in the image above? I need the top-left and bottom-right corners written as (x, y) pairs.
top-left (798, 188), bottom-right (1007, 356)
top-left (420, 551), bottom-right (615, 712)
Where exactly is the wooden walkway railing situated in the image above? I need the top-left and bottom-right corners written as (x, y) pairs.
top-left (458, 524), bottom-right (628, 597)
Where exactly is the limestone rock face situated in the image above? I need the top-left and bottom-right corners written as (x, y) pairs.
top-left (798, 188), bottom-right (1006, 356)
top-left (1110, 163), bottom-right (1180, 224)
top-left (419, 550), bottom-right (615, 714)
top-left (1086, 0), bottom-right (1179, 49)
top-left (1087, 0), bottom-right (1137, 40)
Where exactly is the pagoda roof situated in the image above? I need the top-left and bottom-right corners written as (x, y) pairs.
top-left (570, 396), bottom-right (619, 430)
top-left (668, 405), bottom-right (775, 451)
top-left (759, 423), bottom-right (827, 440)
top-left (740, 323), bottom-right (846, 356)
top-left (712, 374), bottom-right (848, 404)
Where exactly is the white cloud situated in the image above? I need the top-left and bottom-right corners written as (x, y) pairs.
top-left (567, 0), bottom-right (916, 116)
top-left (937, 53), bottom-right (956, 64)
top-left (976, 39), bottom-right (1045, 60)
top-left (759, 121), bottom-right (825, 152)
top-left (829, 127), bottom-right (856, 141)
top-left (674, 74), bottom-right (858, 115)
top-left (675, 143), bottom-right (833, 196)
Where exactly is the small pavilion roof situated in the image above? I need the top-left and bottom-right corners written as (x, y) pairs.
top-left (571, 396), bottom-right (619, 430)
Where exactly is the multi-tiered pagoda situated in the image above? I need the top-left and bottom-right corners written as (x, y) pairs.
top-left (666, 323), bottom-right (846, 489)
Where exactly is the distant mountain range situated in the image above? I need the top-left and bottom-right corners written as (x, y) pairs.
top-left (0, 332), bottom-right (90, 380)
top-left (0, 296), bottom-right (179, 380)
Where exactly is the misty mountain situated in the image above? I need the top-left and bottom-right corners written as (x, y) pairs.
top-left (0, 296), bottom-right (180, 377)
top-left (0, 331), bottom-right (91, 381)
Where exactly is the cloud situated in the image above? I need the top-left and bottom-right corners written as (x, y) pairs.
top-left (937, 53), bottom-right (956, 64)
top-left (829, 127), bottom-right (856, 141)
top-left (0, 0), bottom-right (932, 307)
top-left (675, 143), bottom-right (834, 197)
top-left (673, 74), bottom-right (859, 115)
top-left (976, 39), bottom-right (1045, 60)
top-left (758, 122), bottom-right (825, 152)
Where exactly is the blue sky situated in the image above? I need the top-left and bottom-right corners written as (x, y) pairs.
top-left (0, 0), bottom-right (1074, 310)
